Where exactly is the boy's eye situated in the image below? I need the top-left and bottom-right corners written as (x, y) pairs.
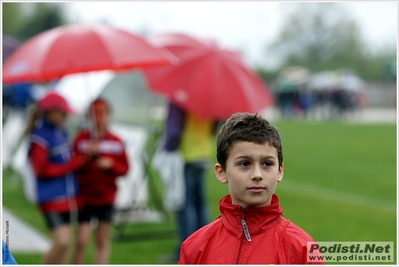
top-left (263, 161), bottom-right (273, 167)
top-left (239, 161), bottom-right (250, 167)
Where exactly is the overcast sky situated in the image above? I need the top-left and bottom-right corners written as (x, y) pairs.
top-left (66, 1), bottom-right (397, 69)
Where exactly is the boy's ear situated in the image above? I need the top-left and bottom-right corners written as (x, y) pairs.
top-left (214, 163), bottom-right (228, 184)
top-left (277, 163), bottom-right (284, 182)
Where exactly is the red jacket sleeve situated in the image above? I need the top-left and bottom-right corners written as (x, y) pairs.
top-left (178, 243), bottom-right (189, 264)
top-left (29, 143), bottom-right (87, 179)
top-left (108, 148), bottom-right (129, 177)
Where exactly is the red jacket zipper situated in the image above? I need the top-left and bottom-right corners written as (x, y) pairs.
top-left (235, 208), bottom-right (252, 263)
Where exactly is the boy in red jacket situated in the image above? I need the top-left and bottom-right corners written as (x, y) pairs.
top-left (71, 98), bottom-right (129, 264)
top-left (179, 112), bottom-right (323, 264)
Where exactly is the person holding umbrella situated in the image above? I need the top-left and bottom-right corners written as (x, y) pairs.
top-left (71, 98), bottom-right (129, 264)
top-left (162, 101), bottom-right (218, 262)
top-left (27, 91), bottom-right (88, 264)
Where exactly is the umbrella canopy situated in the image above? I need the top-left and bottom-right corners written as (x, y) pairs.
top-left (280, 66), bottom-right (310, 84)
top-left (142, 33), bottom-right (274, 120)
top-left (276, 66), bottom-right (310, 92)
top-left (335, 68), bottom-right (366, 92)
top-left (308, 71), bottom-right (339, 91)
top-left (308, 69), bottom-right (365, 92)
top-left (3, 24), bottom-right (177, 84)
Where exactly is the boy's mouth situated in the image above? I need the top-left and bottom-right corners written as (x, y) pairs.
top-left (247, 186), bottom-right (266, 193)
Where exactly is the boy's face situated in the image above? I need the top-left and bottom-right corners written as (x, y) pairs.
top-left (215, 141), bottom-right (284, 208)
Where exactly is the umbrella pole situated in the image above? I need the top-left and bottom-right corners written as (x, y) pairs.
top-left (83, 72), bottom-right (99, 140)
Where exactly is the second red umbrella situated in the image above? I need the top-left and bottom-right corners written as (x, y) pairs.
top-left (142, 33), bottom-right (275, 120)
top-left (3, 24), bottom-right (176, 84)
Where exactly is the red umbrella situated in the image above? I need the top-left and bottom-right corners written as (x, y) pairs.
top-left (3, 24), bottom-right (176, 84)
top-left (142, 33), bottom-right (274, 120)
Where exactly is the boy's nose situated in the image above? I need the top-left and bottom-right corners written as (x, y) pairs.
top-left (251, 165), bottom-right (263, 180)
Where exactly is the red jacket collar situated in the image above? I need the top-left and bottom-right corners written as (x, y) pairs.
top-left (219, 194), bottom-right (283, 237)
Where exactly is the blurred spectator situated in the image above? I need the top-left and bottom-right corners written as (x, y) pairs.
top-left (2, 82), bottom-right (35, 121)
top-left (297, 86), bottom-right (314, 118)
top-left (72, 98), bottom-right (129, 264)
top-left (307, 69), bottom-right (367, 119)
top-left (10, 82), bottom-right (35, 110)
top-left (161, 101), bottom-right (217, 262)
top-left (3, 34), bottom-right (21, 63)
top-left (27, 91), bottom-right (87, 264)
top-left (275, 77), bottom-right (298, 118)
top-left (275, 66), bottom-right (310, 118)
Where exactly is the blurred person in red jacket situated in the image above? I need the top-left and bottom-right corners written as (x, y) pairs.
top-left (179, 113), bottom-right (323, 264)
top-left (27, 91), bottom-right (88, 264)
top-left (71, 98), bottom-right (129, 264)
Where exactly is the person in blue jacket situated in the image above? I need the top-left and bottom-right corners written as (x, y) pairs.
top-left (27, 91), bottom-right (88, 264)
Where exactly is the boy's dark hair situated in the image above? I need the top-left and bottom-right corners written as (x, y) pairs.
top-left (216, 112), bottom-right (283, 170)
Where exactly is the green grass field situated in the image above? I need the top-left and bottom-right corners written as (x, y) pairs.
top-left (2, 120), bottom-right (396, 264)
